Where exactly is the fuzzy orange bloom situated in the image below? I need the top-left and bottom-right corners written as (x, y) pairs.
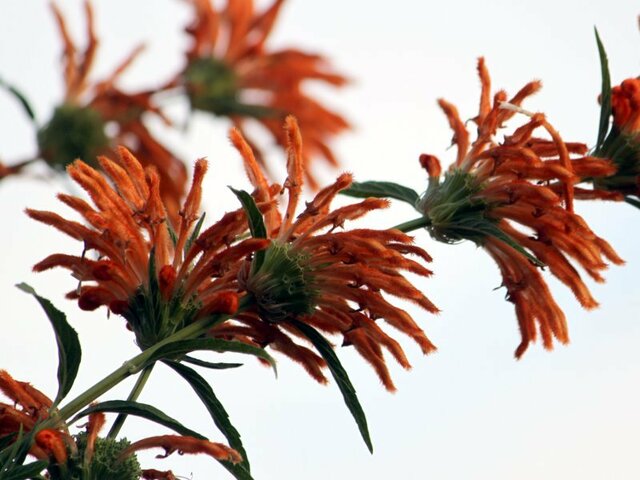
top-left (121, 435), bottom-right (241, 465)
top-left (37, 1), bottom-right (187, 221)
top-left (0, 370), bottom-right (88, 465)
top-left (589, 77), bottom-right (640, 203)
top-left (417, 58), bottom-right (623, 358)
top-left (176, 0), bottom-right (349, 189)
top-left (612, 78), bottom-right (640, 131)
top-left (27, 147), bottom-right (268, 350)
top-left (211, 117), bottom-right (438, 391)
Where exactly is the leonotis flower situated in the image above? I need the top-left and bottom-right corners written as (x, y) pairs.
top-left (27, 147), bottom-right (268, 350)
top-left (0, 371), bottom-right (239, 480)
top-left (415, 58), bottom-right (623, 357)
top-left (590, 77), bottom-right (640, 206)
top-left (34, 1), bottom-right (188, 220)
top-left (211, 116), bottom-right (438, 391)
top-left (174, 0), bottom-right (349, 189)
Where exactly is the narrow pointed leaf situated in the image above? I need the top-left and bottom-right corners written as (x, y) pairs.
top-left (229, 187), bottom-right (267, 270)
top-left (185, 212), bottom-right (206, 254)
top-left (0, 77), bottom-right (36, 123)
top-left (75, 401), bottom-right (204, 439)
top-left (595, 28), bottom-right (612, 151)
top-left (289, 320), bottom-right (373, 453)
top-left (168, 362), bottom-right (252, 475)
top-left (75, 400), bottom-right (254, 479)
top-left (183, 356), bottom-right (243, 370)
top-left (1, 461), bottom-right (48, 480)
top-left (144, 338), bottom-right (276, 376)
top-left (341, 181), bottom-right (420, 207)
top-left (16, 283), bottom-right (81, 406)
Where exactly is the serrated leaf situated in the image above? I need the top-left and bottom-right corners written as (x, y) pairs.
top-left (289, 320), bottom-right (373, 453)
top-left (144, 338), bottom-right (276, 376)
top-left (168, 362), bottom-right (252, 479)
top-left (229, 187), bottom-right (267, 271)
top-left (183, 356), bottom-right (243, 370)
top-left (0, 77), bottom-right (36, 123)
top-left (341, 181), bottom-right (420, 207)
top-left (75, 401), bottom-right (204, 439)
top-left (595, 28), bottom-right (612, 151)
top-left (16, 283), bottom-right (81, 406)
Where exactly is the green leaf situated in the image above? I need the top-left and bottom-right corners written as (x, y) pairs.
top-left (16, 283), bottom-right (81, 406)
top-left (624, 196), bottom-right (640, 209)
top-left (185, 212), bottom-right (206, 254)
top-left (229, 187), bottom-right (267, 270)
top-left (289, 320), bottom-right (373, 453)
top-left (595, 28), bottom-right (612, 151)
top-left (341, 181), bottom-right (420, 207)
top-left (74, 401), bottom-right (204, 439)
top-left (0, 461), bottom-right (48, 480)
top-left (454, 216), bottom-right (545, 267)
top-left (0, 426), bottom-right (44, 480)
top-left (0, 77), bottom-right (36, 123)
top-left (167, 362), bottom-right (253, 479)
top-left (182, 356), bottom-right (243, 370)
top-left (144, 338), bottom-right (277, 376)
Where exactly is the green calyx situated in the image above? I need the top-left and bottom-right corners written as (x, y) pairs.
top-left (184, 57), bottom-right (240, 116)
top-left (417, 170), bottom-right (489, 244)
top-left (241, 242), bottom-right (318, 323)
top-left (120, 251), bottom-right (200, 351)
top-left (45, 434), bottom-right (140, 480)
top-left (416, 170), bottom-right (544, 266)
top-left (37, 104), bottom-right (109, 170)
top-left (592, 127), bottom-right (640, 198)
top-left (184, 57), bottom-right (275, 118)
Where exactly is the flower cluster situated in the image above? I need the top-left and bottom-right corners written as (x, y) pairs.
top-left (416, 58), bottom-right (623, 357)
top-left (0, 371), bottom-right (239, 480)
top-left (27, 147), bottom-right (267, 350)
top-left (175, 0), bottom-right (349, 188)
top-left (213, 117), bottom-right (438, 390)
top-left (589, 77), bottom-right (640, 205)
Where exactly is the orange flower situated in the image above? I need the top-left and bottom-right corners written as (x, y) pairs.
top-left (590, 77), bottom-right (640, 203)
top-left (212, 117), bottom-right (438, 391)
top-left (176, 0), bottom-right (349, 189)
top-left (417, 58), bottom-right (623, 358)
top-left (121, 434), bottom-right (241, 465)
top-left (27, 147), bottom-right (267, 350)
top-left (0, 370), bottom-right (77, 466)
top-left (612, 78), bottom-right (640, 131)
top-left (1, 371), bottom-right (237, 478)
top-left (37, 1), bottom-right (187, 220)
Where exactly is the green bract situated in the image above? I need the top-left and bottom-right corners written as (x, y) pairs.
top-left (240, 242), bottom-right (318, 323)
top-left (37, 104), bottom-right (108, 169)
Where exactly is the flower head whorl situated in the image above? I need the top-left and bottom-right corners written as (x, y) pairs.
top-left (178, 0), bottom-right (349, 189)
top-left (28, 147), bottom-right (268, 350)
top-left (417, 58), bottom-right (623, 357)
top-left (215, 117), bottom-right (438, 391)
top-left (36, 2), bottom-right (188, 222)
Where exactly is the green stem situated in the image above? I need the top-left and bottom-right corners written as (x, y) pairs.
top-left (49, 314), bottom-right (223, 427)
top-left (392, 216), bottom-right (431, 233)
top-left (106, 364), bottom-right (154, 439)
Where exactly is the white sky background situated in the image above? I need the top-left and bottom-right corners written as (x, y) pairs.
top-left (1, 1), bottom-right (640, 479)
